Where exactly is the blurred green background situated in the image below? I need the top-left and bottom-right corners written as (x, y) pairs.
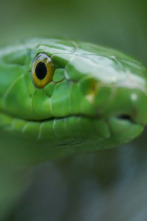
top-left (0, 0), bottom-right (147, 220)
top-left (0, 0), bottom-right (147, 65)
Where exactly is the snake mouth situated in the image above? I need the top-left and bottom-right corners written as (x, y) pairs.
top-left (0, 107), bottom-right (142, 126)
top-left (0, 109), bottom-right (142, 126)
top-left (0, 111), bottom-right (144, 150)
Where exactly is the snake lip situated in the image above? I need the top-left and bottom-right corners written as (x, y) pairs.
top-left (0, 110), bottom-right (142, 127)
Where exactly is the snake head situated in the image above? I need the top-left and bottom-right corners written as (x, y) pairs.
top-left (0, 39), bottom-right (147, 154)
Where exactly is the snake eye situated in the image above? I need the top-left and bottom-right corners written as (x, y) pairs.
top-left (32, 53), bottom-right (54, 88)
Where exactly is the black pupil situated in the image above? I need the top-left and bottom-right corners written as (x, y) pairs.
top-left (35, 62), bottom-right (47, 80)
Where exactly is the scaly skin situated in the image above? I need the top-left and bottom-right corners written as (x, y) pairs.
top-left (0, 38), bottom-right (147, 220)
top-left (0, 38), bottom-right (147, 156)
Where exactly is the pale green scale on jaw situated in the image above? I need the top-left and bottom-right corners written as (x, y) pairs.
top-left (0, 38), bottom-right (147, 156)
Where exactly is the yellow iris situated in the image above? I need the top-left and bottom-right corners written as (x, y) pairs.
top-left (32, 53), bottom-right (54, 88)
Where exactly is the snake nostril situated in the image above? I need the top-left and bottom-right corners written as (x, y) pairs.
top-left (116, 114), bottom-right (133, 122)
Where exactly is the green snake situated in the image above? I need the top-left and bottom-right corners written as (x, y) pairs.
top-left (0, 38), bottom-right (147, 219)
top-left (0, 38), bottom-right (147, 156)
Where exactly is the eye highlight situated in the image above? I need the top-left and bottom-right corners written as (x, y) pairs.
top-left (32, 53), bottom-right (54, 88)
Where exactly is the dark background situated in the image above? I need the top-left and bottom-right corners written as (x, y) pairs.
top-left (0, 0), bottom-right (147, 220)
